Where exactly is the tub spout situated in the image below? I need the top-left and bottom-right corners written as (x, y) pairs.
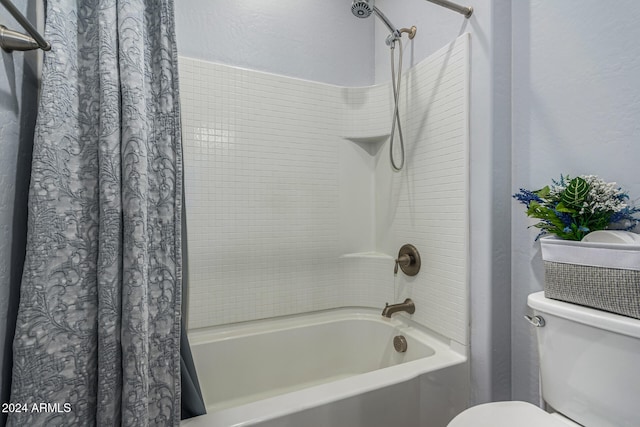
top-left (381, 298), bottom-right (415, 318)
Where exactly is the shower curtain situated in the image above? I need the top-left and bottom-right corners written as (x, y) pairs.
top-left (7, 0), bottom-right (201, 425)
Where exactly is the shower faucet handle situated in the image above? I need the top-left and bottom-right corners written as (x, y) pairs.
top-left (394, 254), bottom-right (411, 274)
top-left (394, 244), bottom-right (421, 276)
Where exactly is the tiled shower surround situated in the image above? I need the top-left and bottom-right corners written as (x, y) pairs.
top-left (180, 35), bottom-right (469, 346)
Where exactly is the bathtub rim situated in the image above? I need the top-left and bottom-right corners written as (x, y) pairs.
top-left (183, 307), bottom-right (468, 427)
top-left (188, 306), bottom-right (464, 350)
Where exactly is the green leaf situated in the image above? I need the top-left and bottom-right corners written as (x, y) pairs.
top-left (555, 202), bottom-right (576, 213)
top-left (527, 201), bottom-right (549, 216)
top-left (534, 186), bottom-right (551, 198)
top-left (561, 177), bottom-right (589, 207)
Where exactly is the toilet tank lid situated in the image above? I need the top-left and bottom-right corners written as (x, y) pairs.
top-left (528, 292), bottom-right (640, 339)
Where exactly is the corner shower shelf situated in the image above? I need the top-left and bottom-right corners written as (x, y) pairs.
top-left (343, 134), bottom-right (390, 144)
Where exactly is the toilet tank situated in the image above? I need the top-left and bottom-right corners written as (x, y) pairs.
top-left (528, 292), bottom-right (640, 427)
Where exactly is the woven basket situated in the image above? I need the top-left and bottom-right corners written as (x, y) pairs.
top-left (540, 236), bottom-right (640, 319)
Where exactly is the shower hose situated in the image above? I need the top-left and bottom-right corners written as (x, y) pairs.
top-left (389, 38), bottom-right (405, 171)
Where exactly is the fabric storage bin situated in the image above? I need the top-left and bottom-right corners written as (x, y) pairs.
top-left (540, 236), bottom-right (640, 319)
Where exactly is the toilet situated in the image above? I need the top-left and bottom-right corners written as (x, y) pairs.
top-left (449, 291), bottom-right (640, 427)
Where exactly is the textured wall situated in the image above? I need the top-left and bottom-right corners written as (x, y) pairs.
top-left (174, 0), bottom-right (374, 87)
top-left (511, 0), bottom-right (640, 404)
top-left (0, 0), bottom-right (40, 421)
top-left (180, 36), bottom-right (469, 345)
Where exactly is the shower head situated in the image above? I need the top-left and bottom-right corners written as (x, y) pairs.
top-left (351, 0), bottom-right (374, 19)
top-left (351, 0), bottom-right (400, 44)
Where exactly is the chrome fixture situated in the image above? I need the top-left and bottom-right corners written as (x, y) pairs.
top-left (427, 0), bottom-right (473, 18)
top-left (351, 0), bottom-right (415, 46)
top-left (524, 314), bottom-right (545, 327)
top-left (393, 335), bottom-right (408, 353)
top-left (382, 298), bottom-right (415, 318)
top-left (351, 0), bottom-right (374, 19)
top-left (350, 0), bottom-right (472, 171)
top-left (351, 0), bottom-right (412, 170)
top-left (0, 0), bottom-right (50, 52)
top-left (351, 0), bottom-right (472, 23)
top-left (395, 244), bottom-right (421, 276)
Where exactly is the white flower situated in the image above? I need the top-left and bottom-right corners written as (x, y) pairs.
top-left (579, 175), bottom-right (627, 214)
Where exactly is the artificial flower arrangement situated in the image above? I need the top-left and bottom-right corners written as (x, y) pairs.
top-left (513, 175), bottom-right (640, 241)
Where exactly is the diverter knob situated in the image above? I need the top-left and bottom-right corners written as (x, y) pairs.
top-left (395, 244), bottom-right (421, 276)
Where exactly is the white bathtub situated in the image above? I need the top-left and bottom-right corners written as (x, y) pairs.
top-left (182, 308), bottom-right (468, 427)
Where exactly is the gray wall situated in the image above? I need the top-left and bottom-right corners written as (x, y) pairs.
top-left (511, 0), bottom-right (640, 403)
top-left (0, 0), bottom-right (40, 422)
top-left (175, 0), bottom-right (375, 86)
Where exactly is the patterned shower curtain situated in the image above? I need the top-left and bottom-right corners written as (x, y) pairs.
top-left (8, 0), bottom-right (183, 425)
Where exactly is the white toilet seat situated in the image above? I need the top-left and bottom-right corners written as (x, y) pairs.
top-left (447, 401), bottom-right (578, 427)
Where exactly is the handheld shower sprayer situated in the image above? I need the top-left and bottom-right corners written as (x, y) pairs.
top-left (351, 0), bottom-right (414, 171)
top-left (350, 0), bottom-right (472, 172)
top-left (351, 0), bottom-right (402, 45)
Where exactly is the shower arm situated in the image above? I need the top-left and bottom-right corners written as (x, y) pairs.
top-left (372, 7), bottom-right (415, 45)
top-left (373, 6), bottom-right (400, 39)
top-left (426, 0), bottom-right (473, 18)
top-left (373, 0), bottom-right (472, 45)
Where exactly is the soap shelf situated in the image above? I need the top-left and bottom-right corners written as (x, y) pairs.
top-left (343, 134), bottom-right (390, 156)
top-left (343, 134), bottom-right (390, 144)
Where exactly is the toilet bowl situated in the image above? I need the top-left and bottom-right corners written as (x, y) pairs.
top-left (448, 292), bottom-right (640, 427)
top-left (447, 401), bottom-right (577, 427)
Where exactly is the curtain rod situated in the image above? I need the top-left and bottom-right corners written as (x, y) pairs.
top-left (426, 0), bottom-right (473, 18)
top-left (0, 0), bottom-right (50, 52)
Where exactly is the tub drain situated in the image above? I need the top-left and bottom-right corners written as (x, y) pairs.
top-left (393, 335), bottom-right (408, 353)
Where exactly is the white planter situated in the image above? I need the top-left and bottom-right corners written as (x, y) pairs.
top-left (539, 236), bottom-right (640, 319)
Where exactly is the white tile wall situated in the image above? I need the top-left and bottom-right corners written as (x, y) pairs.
top-left (179, 58), bottom-right (344, 328)
top-left (179, 34), bottom-right (469, 345)
top-left (375, 35), bottom-right (470, 345)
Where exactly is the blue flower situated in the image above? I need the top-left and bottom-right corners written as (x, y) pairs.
top-left (615, 191), bottom-right (629, 202)
top-left (611, 206), bottom-right (640, 230)
top-left (534, 231), bottom-right (547, 241)
top-left (578, 226), bottom-right (590, 232)
top-left (554, 210), bottom-right (572, 226)
top-left (552, 174), bottom-right (569, 187)
top-left (513, 189), bottom-right (542, 207)
top-left (610, 210), bottom-right (625, 223)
